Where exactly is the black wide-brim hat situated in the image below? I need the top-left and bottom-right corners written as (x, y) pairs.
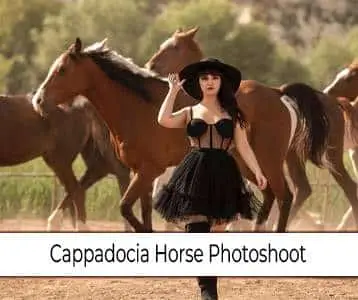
top-left (178, 58), bottom-right (242, 100)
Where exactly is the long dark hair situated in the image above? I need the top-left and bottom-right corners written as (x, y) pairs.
top-left (198, 70), bottom-right (247, 128)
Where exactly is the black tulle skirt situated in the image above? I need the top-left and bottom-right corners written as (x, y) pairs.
top-left (154, 147), bottom-right (262, 225)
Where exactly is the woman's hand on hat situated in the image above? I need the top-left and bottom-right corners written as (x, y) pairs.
top-left (168, 73), bottom-right (185, 93)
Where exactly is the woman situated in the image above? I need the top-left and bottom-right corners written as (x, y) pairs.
top-left (155, 58), bottom-right (267, 300)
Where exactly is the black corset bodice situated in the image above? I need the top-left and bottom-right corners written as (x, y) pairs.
top-left (187, 118), bottom-right (234, 138)
top-left (186, 107), bottom-right (234, 150)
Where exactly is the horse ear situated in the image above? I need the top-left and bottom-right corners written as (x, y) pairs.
top-left (68, 37), bottom-right (82, 54)
top-left (184, 26), bottom-right (199, 39)
top-left (75, 37), bottom-right (82, 53)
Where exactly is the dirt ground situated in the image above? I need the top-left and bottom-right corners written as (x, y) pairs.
top-left (0, 218), bottom-right (356, 300)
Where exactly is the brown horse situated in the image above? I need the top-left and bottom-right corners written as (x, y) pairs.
top-left (324, 60), bottom-right (358, 229)
top-left (32, 37), bottom-right (331, 233)
top-left (145, 27), bottom-right (358, 230)
top-left (0, 91), bottom-right (136, 231)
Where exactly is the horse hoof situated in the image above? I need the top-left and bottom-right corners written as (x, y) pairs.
top-left (76, 222), bottom-right (90, 232)
top-left (254, 223), bottom-right (267, 232)
top-left (46, 224), bottom-right (53, 232)
top-left (47, 222), bottom-right (60, 232)
top-left (47, 218), bottom-right (61, 231)
top-left (47, 209), bottom-right (63, 231)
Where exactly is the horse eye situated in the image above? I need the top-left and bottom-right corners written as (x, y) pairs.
top-left (58, 67), bottom-right (66, 76)
top-left (344, 70), bottom-right (357, 82)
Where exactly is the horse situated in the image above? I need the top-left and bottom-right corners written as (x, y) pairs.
top-left (323, 60), bottom-right (358, 229)
top-left (0, 90), bottom-right (137, 232)
top-left (324, 61), bottom-right (358, 101)
top-left (31, 37), bottom-right (331, 233)
top-left (145, 27), bottom-right (358, 231)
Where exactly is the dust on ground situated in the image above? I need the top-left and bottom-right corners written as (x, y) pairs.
top-left (0, 218), bottom-right (355, 300)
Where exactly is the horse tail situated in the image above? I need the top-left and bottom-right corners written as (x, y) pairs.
top-left (280, 83), bottom-right (330, 167)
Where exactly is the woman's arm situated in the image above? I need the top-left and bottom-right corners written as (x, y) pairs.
top-left (234, 124), bottom-right (267, 190)
top-left (157, 73), bottom-right (188, 128)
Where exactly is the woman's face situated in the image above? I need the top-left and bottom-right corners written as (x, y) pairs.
top-left (199, 72), bottom-right (222, 97)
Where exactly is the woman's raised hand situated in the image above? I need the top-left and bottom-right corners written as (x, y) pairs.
top-left (168, 73), bottom-right (186, 93)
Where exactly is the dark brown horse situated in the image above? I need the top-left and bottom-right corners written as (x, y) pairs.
top-left (145, 27), bottom-right (358, 231)
top-left (324, 60), bottom-right (358, 229)
top-left (0, 91), bottom-right (135, 231)
top-left (32, 37), bottom-right (331, 232)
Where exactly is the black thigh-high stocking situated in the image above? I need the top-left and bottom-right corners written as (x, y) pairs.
top-left (185, 221), bottom-right (218, 300)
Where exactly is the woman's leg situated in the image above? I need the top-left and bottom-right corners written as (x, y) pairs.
top-left (185, 217), bottom-right (218, 300)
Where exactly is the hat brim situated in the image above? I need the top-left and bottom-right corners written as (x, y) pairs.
top-left (178, 60), bottom-right (241, 100)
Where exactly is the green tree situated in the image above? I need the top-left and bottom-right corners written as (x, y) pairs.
top-left (345, 26), bottom-right (358, 56)
top-left (252, 0), bottom-right (358, 51)
top-left (218, 23), bottom-right (277, 84)
top-left (138, 0), bottom-right (237, 63)
top-left (32, 0), bottom-right (150, 82)
top-left (0, 0), bottom-right (63, 93)
top-left (269, 43), bottom-right (312, 87)
top-left (0, 54), bottom-right (14, 92)
top-left (306, 37), bottom-right (354, 89)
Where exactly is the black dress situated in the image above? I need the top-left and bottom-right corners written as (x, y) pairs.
top-left (154, 107), bottom-right (262, 225)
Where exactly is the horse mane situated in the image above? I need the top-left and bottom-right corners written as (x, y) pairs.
top-left (83, 48), bottom-right (166, 101)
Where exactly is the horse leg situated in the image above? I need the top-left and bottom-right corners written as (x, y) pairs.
top-left (274, 177), bottom-right (293, 232)
top-left (266, 200), bottom-right (279, 231)
top-left (255, 186), bottom-right (275, 231)
top-left (337, 207), bottom-right (353, 230)
top-left (243, 111), bottom-right (292, 232)
top-left (44, 158), bottom-right (82, 231)
top-left (115, 173), bottom-right (133, 232)
top-left (338, 148), bottom-right (358, 229)
top-left (349, 147), bottom-right (358, 179)
top-left (120, 166), bottom-right (157, 232)
top-left (255, 169), bottom-right (293, 232)
top-left (326, 148), bottom-right (358, 230)
top-left (76, 165), bottom-right (109, 231)
top-left (285, 150), bottom-right (312, 228)
top-left (152, 167), bottom-right (177, 231)
top-left (47, 195), bottom-right (68, 231)
top-left (140, 191), bottom-right (153, 231)
top-left (248, 148), bottom-right (292, 232)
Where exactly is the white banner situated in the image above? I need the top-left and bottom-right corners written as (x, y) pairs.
top-left (0, 232), bottom-right (355, 277)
